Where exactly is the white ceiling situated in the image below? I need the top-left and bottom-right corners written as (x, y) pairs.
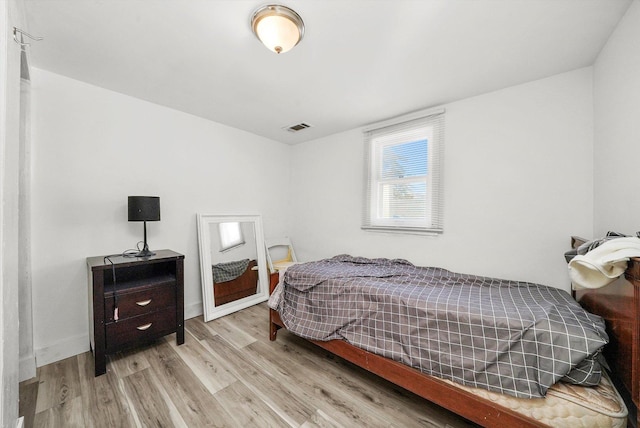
top-left (23, 0), bottom-right (632, 145)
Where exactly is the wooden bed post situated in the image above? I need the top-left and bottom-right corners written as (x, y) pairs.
top-left (269, 271), bottom-right (282, 341)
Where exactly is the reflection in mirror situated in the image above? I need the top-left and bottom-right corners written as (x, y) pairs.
top-left (197, 214), bottom-right (269, 322)
top-left (211, 221), bottom-right (256, 305)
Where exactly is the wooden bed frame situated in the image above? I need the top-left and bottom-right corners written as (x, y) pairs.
top-left (214, 259), bottom-right (258, 306)
top-left (268, 247), bottom-right (639, 428)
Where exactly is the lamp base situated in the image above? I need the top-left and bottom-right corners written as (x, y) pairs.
top-left (134, 220), bottom-right (155, 257)
top-left (133, 248), bottom-right (156, 258)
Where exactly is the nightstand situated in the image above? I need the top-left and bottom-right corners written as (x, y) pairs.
top-left (87, 249), bottom-right (184, 376)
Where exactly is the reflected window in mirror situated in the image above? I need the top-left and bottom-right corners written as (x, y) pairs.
top-left (219, 221), bottom-right (245, 252)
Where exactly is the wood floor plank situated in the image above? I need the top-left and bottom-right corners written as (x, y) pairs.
top-left (276, 329), bottom-right (475, 427)
top-left (203, 333), bottom-right (316, 426)
top-left (243, 305), bottom-right (470, 426)
top-left (224, 304), bottom-right (270, 342)
top-left (169, 326), bottom-right (238, 394)
top-left (33, 395), bottom-right (85, 428)
top-left (300, 409), bottom-right (345, 428)
top-left (77, 350), bottom-right (136, 427)
top-left (184, 317), bottom-right (219, 341)
top-left (143, 339), bottom-right (236, 427)
top-left (213, 380), bottom-right (289, 427)
top-left (108, 343), bottom-right (153, 379)
top-left (34, 355), bottom-right (81, 414)
top-left (245, 339), bottom-right (407, 428)
top-left (121, 367), bottom-right (187, 427)
top-left (206, 315), bottom-right (257, 349)
top-left (18, 378), bottom-right (39, 428)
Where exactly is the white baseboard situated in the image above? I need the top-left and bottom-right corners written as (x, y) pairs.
top-left (34, 305), bottom-right (203, 367)
top-left (35, 333), bottom-right (90, 367)
top-left (185, 301), bottom-right (203, 320)
top-left (16, 416), bottom-right (24, 428)
top-left (19, 354), bottom-right (36, 382)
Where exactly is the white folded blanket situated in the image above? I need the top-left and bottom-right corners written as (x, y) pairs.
top-left (568, 236), bottom-right (640, 289)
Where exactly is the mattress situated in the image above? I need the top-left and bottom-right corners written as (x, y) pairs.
top-left (447, 369), bottom-right (627, 427)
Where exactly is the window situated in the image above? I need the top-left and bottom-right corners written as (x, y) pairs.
top-left (218, 222), bottom-right (245, 252)
top-left (362, 109), bottom-right (444, 234)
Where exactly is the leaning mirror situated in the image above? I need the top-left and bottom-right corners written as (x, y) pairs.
top-left (197, 214), bottom-right (269, 322)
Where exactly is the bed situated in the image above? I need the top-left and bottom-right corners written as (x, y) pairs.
top-left (268, 241), bottom-right (638, 427)
top-left (212, 258), bottom-right (258, 306)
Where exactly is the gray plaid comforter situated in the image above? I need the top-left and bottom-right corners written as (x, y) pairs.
top-left (275, 255), bottom-right (608, 398)
top-left (212, 259), bottom-right (250, 283)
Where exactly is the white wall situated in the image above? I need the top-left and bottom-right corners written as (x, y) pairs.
top-left (290, 68), bottom-right (594, 291)
top-left (593, 0), bottom-right (640, 236)
top-left (30, 69), bottom-right (291, 366)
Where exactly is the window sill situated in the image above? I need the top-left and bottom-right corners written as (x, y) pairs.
top-left (361, 226), bottom-right (443, 236)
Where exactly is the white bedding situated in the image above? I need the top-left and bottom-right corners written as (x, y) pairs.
top-left (569, 237), bottom-right (640, 289)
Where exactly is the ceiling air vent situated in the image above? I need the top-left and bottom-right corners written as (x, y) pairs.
top-left (284, 122), bottom-right (312, 133)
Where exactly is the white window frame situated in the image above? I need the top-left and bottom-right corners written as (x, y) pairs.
top-left (362, 108), bottom-right (444, 234)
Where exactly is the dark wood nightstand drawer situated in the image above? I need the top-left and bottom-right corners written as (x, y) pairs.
top-left (104, 284), bottom-right (175, 322)
top-left (105, 308), bottom-right (176, 353)
top-left (88, 250), bottom-right (184, 376)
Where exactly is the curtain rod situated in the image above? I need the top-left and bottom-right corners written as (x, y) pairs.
top-left (13, 27), bottom-right (43, 47)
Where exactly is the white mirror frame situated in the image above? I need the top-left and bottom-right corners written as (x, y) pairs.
top-left (197, 213), bottom-right (269, 322)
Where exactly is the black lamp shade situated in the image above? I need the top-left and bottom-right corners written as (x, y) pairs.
top-left (128, 196), bottom-right (160, 222)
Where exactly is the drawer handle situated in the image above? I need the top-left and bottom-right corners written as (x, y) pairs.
top-left (136, 299), bottom-right (152, 307)
top-left (136, 323), bottom-right (152, 331)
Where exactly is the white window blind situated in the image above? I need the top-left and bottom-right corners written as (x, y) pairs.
top-left (218, 222), bottom-right (245, 252)
top-left (362, 109), bottom-right (444, 234)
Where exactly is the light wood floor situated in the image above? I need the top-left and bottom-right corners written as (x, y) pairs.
top-left (19, 303), bottom-right (478, 427)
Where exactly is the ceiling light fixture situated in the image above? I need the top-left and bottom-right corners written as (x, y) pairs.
top-left (251, 4), bottom-right (304, 54)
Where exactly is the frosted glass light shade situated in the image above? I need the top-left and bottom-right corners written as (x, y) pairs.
top-left (251, 5), bottom-right (304, 54)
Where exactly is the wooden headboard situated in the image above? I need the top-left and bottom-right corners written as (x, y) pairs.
top-left (571, 237), bottom-right (640, 427)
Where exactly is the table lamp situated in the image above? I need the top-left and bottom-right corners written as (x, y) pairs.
top-left (128, 196), bottom-right (160, 257)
